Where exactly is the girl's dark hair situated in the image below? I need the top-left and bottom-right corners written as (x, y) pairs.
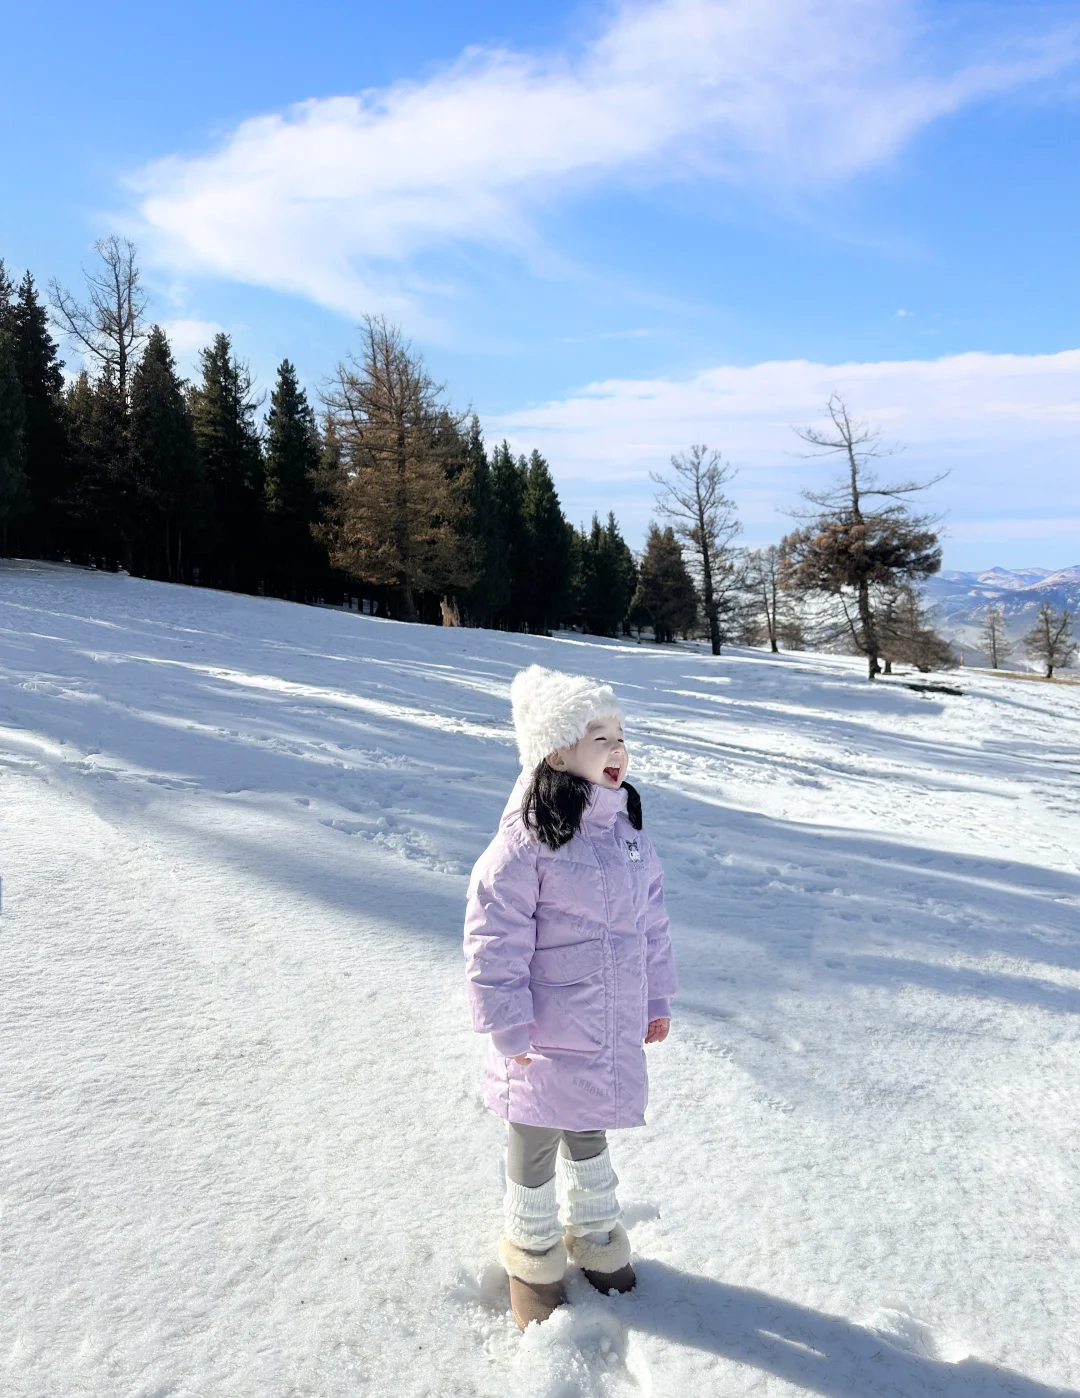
top-left (521, 763), bottom-right (642, 850)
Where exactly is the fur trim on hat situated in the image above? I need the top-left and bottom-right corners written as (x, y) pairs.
top-left (498, 1236), bottom-right (568, 1284)
top-left (564, 1224), bottom-right (631, 1274)
top-left (510, 665), bottom-right (624, 770)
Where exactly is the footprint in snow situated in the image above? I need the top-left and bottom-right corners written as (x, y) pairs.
top-left (860, 1306), bottom-right (968, 1363)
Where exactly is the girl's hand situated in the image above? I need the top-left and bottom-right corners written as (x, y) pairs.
top-left (645, 1018), bottom-right (670, 1045)
top-left (512, 1053), bottom-right (532, 1065)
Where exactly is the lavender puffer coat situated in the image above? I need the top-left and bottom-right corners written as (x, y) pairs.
top-left (463, 777), bottom-right (677, 1130)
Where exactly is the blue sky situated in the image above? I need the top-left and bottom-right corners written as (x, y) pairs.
top-left (3, 0), bottom-right (1079, 570)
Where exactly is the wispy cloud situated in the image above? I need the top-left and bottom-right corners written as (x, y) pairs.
top-left (129, 0), bottom-right (1074, 320)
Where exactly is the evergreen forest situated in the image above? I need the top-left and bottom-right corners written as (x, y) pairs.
top-left (0, 253), bottom-right (669, 638)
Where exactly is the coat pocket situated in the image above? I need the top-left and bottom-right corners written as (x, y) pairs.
top-left (529, 940), bottom-right (606, 1053)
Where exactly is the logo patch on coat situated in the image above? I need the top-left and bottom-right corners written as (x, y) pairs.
top-left (625, 838), bottom-right (642, 862)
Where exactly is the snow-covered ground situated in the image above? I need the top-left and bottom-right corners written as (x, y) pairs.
top-left (2, 558), bottom-right (1080, 1398)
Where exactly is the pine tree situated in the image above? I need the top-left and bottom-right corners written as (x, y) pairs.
top-left (490, 441), bottom-right (528, 628)
top-left (459, 417), bottom-right (506, 625)
top-left (8, 272), bottom-right (69, 558)
top-left (630, 524), bottom-right (699, 643)
top-left (0, 261), bottom-right (13, 323)
top-left (129, 327), bottom-right (203, 582)
top-left (263, 359), bottom-right (325, 600)
top-left (521, 450), bottom-right (574, 633)
top-left (611, 517), bottom-right (638, 635)
top-left (0, 326), bottom-right (28, 550)
top-left (190, 333), bottom-right (265, 592)
top-left (64, 368), bottom-right (128, 568)
top-left (0, 263), bottom-right (28, 548)
top-left (780, 395), bottom-right (942, 679)
top-left (579, 513), bottom-right (637, 635)
top-left (62, 372), bottom-right (97, 558)
top-left (320, 316), bottom-right (468, 621)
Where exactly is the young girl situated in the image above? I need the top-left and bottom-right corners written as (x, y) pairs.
top-left (464, 664), bottom-right (677, 1330)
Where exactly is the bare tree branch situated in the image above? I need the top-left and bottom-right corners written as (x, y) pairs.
top-left (651, 444), bottom-right (741, 655)
top-left (49, 236), bottom-right (148, 401)
top-left (790, 392), bottom-right (948, 516)
top-left (1023, 604), bottom-right (1076, 678)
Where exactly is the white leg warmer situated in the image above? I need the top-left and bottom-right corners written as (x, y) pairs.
top-left (502, 1176), bottom-right (563, 1252)
top-left (558, 1147), bottom-right (622, 1238)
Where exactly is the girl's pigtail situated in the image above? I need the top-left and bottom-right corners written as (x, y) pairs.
top-left (521, 765), bottom-right (644, 847)
top-left (521, 763), bottom-right (591, 849)
top-left (622, 780), bottom-right (643, 832)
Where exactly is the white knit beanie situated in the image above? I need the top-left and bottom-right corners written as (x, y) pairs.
top-left (510, 665), bottom-right (624, 771)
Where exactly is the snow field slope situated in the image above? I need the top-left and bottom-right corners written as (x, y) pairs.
top-left (1, 559), bottom-right (1079, 1398)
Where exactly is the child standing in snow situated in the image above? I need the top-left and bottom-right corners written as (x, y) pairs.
top-left (463, 665), bottom-right (677, 1330)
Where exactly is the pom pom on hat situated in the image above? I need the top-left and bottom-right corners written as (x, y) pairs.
top-left (510, 665), bottom-right (623, 770)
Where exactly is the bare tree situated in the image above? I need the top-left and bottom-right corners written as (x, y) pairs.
top-left (780, 394), bottom-right (943, 680)
top-left (319, 315), bottom-right (471, 622)
top-left (744, 545), bottom-right (786, 652)
top-left (49, 236), bottom-right (148, 401)
top-left (777, 615), bottom-right (807, 650)
top-left (979, 604), bottom-right (1010, 669)
top-left (1023, 604), bottom-right (1076, 678)
top-left (652, 445), bottom-right (741, 655)
top-left (879, 585), bottom-right (955, 672)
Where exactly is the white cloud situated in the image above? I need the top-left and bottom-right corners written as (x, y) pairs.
top-left (129, 0), bottom-right (1073, 318)
top-left (485, 348), bottom-right (1080, 546)
top-left (160, 318), bottom-right (225, 355)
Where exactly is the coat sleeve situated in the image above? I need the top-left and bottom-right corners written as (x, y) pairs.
top-left (643, 837), bottom-right (678, 1010)
top-left (463, 822), bottom-right (539, 1034)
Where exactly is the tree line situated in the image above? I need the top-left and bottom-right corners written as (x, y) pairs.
top-left (2, 238), bottom-right (1072, 680)
top-left (0, 241), bottom-right (651, 632)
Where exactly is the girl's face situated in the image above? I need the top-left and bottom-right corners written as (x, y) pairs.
top-left (547, 717), bottom-right (628, 788)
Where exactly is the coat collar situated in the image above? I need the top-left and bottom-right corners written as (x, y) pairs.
top-left (581, 781), bottom-right (628, 830)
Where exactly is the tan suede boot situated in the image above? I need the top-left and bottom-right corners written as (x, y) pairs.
top-left (565, 1224), bottom-right (636, 1294)
top-left (499, 1237), bottom-right (568, 1330)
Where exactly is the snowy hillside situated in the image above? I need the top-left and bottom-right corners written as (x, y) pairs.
top-left (925, 565), bottom-right (1080, 660)
top-left (2, 559), bottom-right (1080, 1398)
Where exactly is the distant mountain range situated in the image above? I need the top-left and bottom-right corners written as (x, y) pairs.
top-left (924, 565), bottom-right (1080, 661)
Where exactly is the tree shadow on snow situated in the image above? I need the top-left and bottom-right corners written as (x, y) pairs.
top-left (837, 953), bottom-right (1080, 1016)
top-left (626, 1261), bottom-right (1079, 1397)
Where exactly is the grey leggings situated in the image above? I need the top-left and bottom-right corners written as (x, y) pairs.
top-left (507, 1122), bottom-right (608, 1188)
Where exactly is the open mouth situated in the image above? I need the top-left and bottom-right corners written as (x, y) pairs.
top-left (603, 766), bottom-right (622, 783)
